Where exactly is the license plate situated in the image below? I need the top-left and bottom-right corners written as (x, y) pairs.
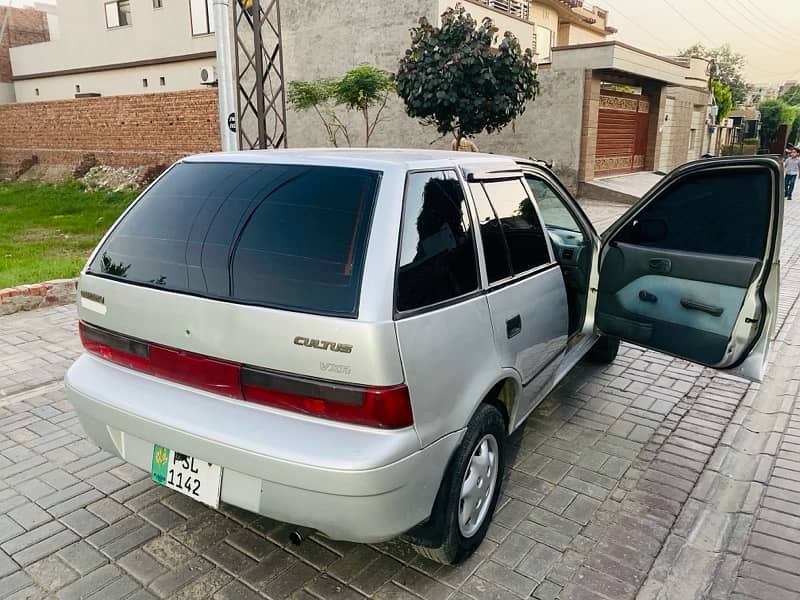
top-left (151, 445), bottom-right (222, 508)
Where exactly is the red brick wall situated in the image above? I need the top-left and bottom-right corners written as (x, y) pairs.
top-left (0, 89), bottom-right (221, 171)
top-left (0, 7), bottom-right (50, 83)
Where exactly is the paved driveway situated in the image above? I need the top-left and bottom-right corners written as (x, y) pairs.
top-left (0, 198), bottom-right (796, 600)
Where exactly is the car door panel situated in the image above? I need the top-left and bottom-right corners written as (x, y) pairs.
top-left (594, 157), bottom-right (782, 380)
top-left (468, 177), bottom-right (568, 422)
top-left (486, 266), bottom-right (568, 387)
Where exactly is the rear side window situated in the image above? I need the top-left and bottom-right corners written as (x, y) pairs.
top-left (471, 183), bottom-right (512, 284)
top-left (483, 179), bottom-right (551, 275)
top-left (89, 162), bottom-right (380, 317)
top-left (396, 171), bottom-right (478, 312)
top-left (471, 179), bottom-right (552, 284)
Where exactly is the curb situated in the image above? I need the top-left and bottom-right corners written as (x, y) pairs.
top-left (0, 278), bottom-right (78, 317)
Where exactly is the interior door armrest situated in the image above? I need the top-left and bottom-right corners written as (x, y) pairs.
top-left (680, 298), bottom-right (724, 317)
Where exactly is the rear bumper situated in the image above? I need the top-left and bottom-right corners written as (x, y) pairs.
top-left (66, 354), bottom-right (462, 542)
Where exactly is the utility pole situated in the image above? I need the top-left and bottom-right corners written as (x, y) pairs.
top-left (213, 0), bottom-right (238, 152)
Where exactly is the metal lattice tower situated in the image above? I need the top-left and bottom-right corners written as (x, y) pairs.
top-left (233, 0), bottom-right (288, 149)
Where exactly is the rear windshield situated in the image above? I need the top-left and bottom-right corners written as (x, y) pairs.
top-left (88, 162), bottom-right (381, 317)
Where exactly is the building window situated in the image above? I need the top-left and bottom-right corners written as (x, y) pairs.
top-left (479, 0), bottom-right (529, 21)
top-left (153, 0), bottom-right (163, 8)
top-left (534, 25), bottom-right (554, 62)
top-left (75, 84), bottom-right (81, 93)
top-left (190, 0), bottom-right (215, 35)
top-left (35, 88), bottom-right (40, 96)
top-left (105, 0), bottom-right (132, 28)
top-left (160, 76), bottom-right (166, 86)
top-left (143, 78), bottom-right (149, 88)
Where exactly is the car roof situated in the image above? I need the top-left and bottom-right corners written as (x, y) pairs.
top-left (182, 148), bottom-right (524, 173)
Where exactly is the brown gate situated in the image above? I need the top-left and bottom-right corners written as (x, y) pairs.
top-left (595, 90), bottom-right (650, 177)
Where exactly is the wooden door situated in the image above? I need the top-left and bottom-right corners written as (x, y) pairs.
top-left (595, 90), bottom-right (651, 177)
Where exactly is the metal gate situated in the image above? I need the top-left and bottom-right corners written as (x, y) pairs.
top-left (595, 90), bottom-right (650, 177)
top-left (233, 0), bottom-right (287, 149)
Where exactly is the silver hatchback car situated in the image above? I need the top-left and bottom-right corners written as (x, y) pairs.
top-left (67, 150), bottom-right (782, 564)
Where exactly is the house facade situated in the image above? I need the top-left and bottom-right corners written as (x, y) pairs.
top-left (0, 5), bottom-right (50, 104)
top-left (1, 0), bottom-right (712, 191)
top-left (9, 0), bottom-right (216, 102)
top-left (449, 0), bottom-right (614, 63)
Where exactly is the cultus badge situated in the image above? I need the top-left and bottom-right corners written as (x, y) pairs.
top-left (293, 336), bottom-right (353, 354)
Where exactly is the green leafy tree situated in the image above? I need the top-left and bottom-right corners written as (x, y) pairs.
top-left (396, 4), bottom-right (538, 149)
top-left (790, 114), bottom-right (800, 146)
top-left (759, 99), bottom-right (796, 147)
top-left (712, 80), bottom-right (733, 124)
top-left (287, 79), bottom-right (351, 147)
top-left (334, 65), bottom-right (395, 147)
top-left (680, 43), bottom-right (751, 106)
top-left (781, 84), bottom-right (800, 106)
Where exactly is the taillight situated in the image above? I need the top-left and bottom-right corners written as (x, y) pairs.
top-left (79, 321), bottom-right (150, 372)
top-left (78, 321), bottom-right (414, 429)
top-left (242, 376), bottom-right (414, 429)
top-left (149, 346), bottom-right (241, 399)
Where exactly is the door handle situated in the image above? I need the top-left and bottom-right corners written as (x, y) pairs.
top-left (639, 290), bottom-right (658, 303)
top-left (506, 315), bottom-right (522, 339)
top-left (649, 258), bottom-right (672, 274)
top-left (681, 298), bottom-right (723, 317)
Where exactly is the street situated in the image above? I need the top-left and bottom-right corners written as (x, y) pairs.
top-left (0, 198), bottom-right (799, 600)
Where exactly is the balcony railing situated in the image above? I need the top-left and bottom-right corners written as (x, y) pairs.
top-left (476, 0), bottom-right (530, 21)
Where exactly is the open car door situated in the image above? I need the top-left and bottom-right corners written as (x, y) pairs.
top-left (591, 156), bottom-right (783, 382)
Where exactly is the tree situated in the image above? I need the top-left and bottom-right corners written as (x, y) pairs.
top-left (781, 84), bottom-right (800, 106)
top-left (790, 114), bottom-right (800, 146)
top-left (712, 80), bottom-right (733, 125)
top-left (287, 79), bottom-right (351, 147)
top-left (288, 65), bottom-right (394, 147)
top-left (679, 43), bottom-right (751, 106)
top-left (396, 4), bottom-right (538, 148)
top-left (333, 65), bottom-right (395, 147)
top-left (759, 99), bottom-right (796, 147)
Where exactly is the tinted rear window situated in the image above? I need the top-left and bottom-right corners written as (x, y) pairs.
top-left (89, 162), bottom-right (381, 316)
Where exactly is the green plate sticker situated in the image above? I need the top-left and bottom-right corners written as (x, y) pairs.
top-left (151, 445), bottom-right (169, 485)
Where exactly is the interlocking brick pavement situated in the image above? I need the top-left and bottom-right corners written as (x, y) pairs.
top-left (566, 198), bottom-right (800, 600)
top-left (0, 197), bottom-right (797, 600)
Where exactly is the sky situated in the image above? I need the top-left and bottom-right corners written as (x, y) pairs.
top-left (600, 0), bottom-right (800, 85)
top-left (1, 0), bottom-right (798, 85)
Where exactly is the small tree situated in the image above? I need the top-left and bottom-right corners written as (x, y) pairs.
top-left (712, 80), bottom-right (733, 125)
top-left (759, 99), bottom-right (794, 148)
top-left (334, 65), bottom-right (395, 147)
top-left (789, 113), bottom-right (800, 146)
top-left (396, 5), bottom-right (538, 149)
top-left (679, 43), bottom-right (751, 106)
top-left (781, 84), bottom-right (800, 106)
top-left (287, 79), bottom-right (351, 147)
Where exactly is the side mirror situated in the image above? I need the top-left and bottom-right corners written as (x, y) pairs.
top-left (630, 218), bottom-right (668, 244)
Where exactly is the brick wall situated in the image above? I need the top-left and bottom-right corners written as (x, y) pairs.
top-left (0, 89), bottom-right (221, 173)
top-left (0, 7), bottom-right (50, 83)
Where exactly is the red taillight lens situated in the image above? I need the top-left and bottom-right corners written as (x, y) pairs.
top-left (79, 321), bottom-right (151, 372)
top-left (79, 321), bottom-right (414, 429)
top-left (149, 345), bottom-right (241, 399)
top-left (242, 382), bottom-right (414, 429)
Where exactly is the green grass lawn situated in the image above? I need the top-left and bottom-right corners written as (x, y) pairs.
top-left (0, 180), bottom-right (139, 289)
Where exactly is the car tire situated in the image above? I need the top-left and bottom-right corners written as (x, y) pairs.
top-left (587, 335), bottom-right (620, 363)
top-left (406, 403), bottom-right (506, 565)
